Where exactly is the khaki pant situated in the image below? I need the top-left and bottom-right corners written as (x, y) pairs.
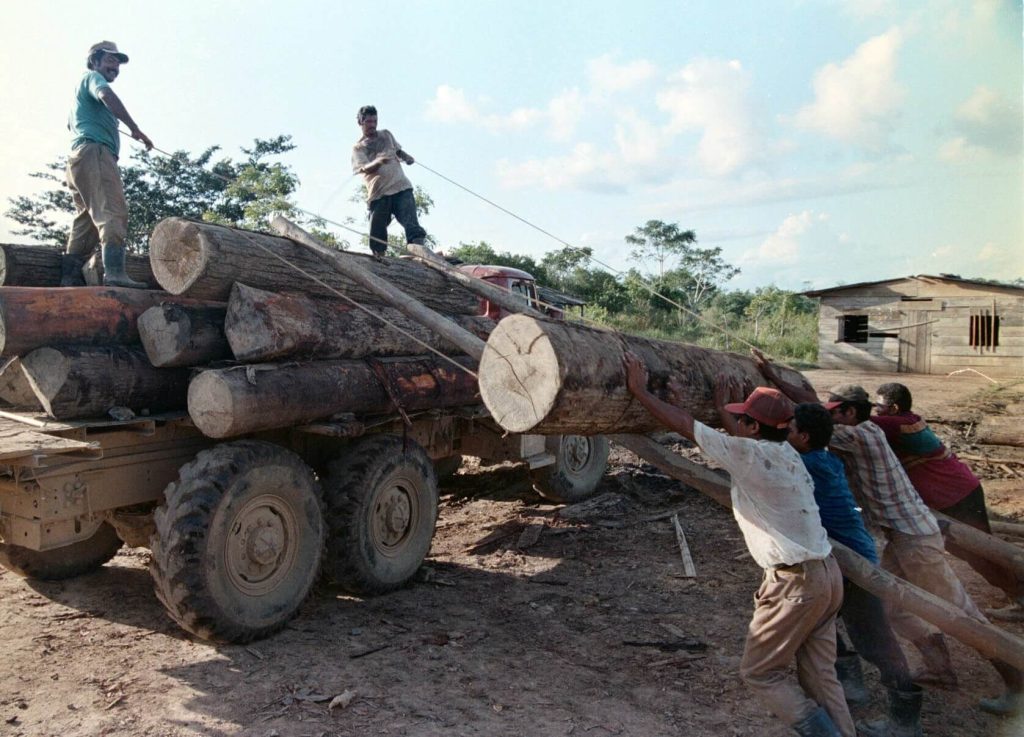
top-left (740, 555), bottom-right (855, 737)
top-left (881, 528), bottom-right (987, 643)
top-left (65, 142), bottom-right (128, 257)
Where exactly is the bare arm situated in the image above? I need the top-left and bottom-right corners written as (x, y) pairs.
top-left (96, 87), bottom-right (152, 149)
top-left (396, 149), bottom-right (414, 165)
top-left (750, 348), bottom-right (818, 403)
top-left (623, 352), bottom-right (696, 442)
top-left (358, 154), bottom-right (391, 175)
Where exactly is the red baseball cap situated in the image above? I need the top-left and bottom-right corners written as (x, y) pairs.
top-left (724, 386), bottom-right (794, 429)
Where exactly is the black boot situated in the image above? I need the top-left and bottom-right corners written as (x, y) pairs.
top-left (60, 253), bottom-right (87, 286)
top-left (792, 706), bottom-right (841, 737)
top-left (835, 654), bottom-right (870, 706)
top-left (101, 244), bottom-right (147, 289)
top-left (857, 686), bottom-right (923, 737)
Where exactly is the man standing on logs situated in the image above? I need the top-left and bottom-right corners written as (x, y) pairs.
top-left (63, 41), bottom-right (152, 289)
top-left (753, 353), bottom-right (1024, 717)
top-left (351, 105), bottom-right (428, 259)
top-left (623, 352), bottom-right (854, 737)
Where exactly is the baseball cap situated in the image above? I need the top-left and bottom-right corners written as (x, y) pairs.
top-left (88, 41), bottom-right (129, 64)
top-left (823, 383), bottom-right (870, 410)
top-left (723, 386), bottom-right (794, 429)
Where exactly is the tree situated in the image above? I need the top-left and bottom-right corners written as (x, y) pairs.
top-left (625, 220), bottom-right (739, 313)
top-left (5, 135), bottom-right (303, 252)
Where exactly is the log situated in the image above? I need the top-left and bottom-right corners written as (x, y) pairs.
top-left (974, 417), bottom-right (1023, 448)
top-left (21, 345), bottom-right (189, 420)
top-left (224, 283), bottom-right (496, 362)
top-left (991, 521), bottom-right (1024, 538)
top-left (935, 511), bottom-right (1024, 580)
top-left (188, 355), bottom-right (480, 438)
top-left (138, 303), bottom-right (230, 367)
top-left (269, 217), bottom-right (487, 361)
top-left (0, 244), bottom-right (155, 287)
top-left (0, 357), bottom-right (40, 409)
top-left (611, 433), bottom-right (1024, 671)
top-left (479, 315), bottom-right (814, 434)
top-left (0, 286), bottom-right (213, 358)
top-left (149, 217), bottom-right (481, 315)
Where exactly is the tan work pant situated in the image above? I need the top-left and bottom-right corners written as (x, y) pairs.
top-left (65, 142), bottom-right (128, 257)
top-left (881, 528), bottom-right (987, 642)
top-left (739, 555), bottom-right (855, 737)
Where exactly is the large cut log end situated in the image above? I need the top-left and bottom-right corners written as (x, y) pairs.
top-left (149, 218), bottom-right (211, 296)
top-left (478, 314), bottom-right (565, 433)
top-left (187, 370), bottom-right (237, 438)
top-left (20, 347), bottom-right (71, 416)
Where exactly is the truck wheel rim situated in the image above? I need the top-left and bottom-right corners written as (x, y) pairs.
top-left (563, 435), bottom-right (592, 474)
top-left (225, 494), bottom-right (299, 596)
top-left (371, 478), bottom-right (417, 555)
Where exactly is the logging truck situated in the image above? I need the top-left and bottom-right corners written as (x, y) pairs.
top-left (0, 233), bottom-right (608, 644)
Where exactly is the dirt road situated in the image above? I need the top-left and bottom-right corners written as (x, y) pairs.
top-left (1, 370), bottom-right (1022, 737)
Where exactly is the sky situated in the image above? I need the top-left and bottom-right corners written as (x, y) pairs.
top-left (1, 0), bottom-right (1020, 291)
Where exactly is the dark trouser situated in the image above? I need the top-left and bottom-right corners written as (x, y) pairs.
top-left (367, 188), bottom-right (426, 255)
top-left (940, 485), bottom-right (1024, 602)
top-left (837, 578), bottom-right (915, 691)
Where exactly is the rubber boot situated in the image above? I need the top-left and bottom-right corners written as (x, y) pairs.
top-left (979, 659), bottom-right (1024, 716)
top-left (835, 654), bottom-right (870, 706)
top-left (857, 686), bottom-right (923, 737)
top-left (792, 706), bottom-right (841, 737)
top-left (101, 243), bottom-right (147, 289)
top-left (60, 253), bottom-right (88, 286)
top-left (911, 634), bottom-right (957, 689)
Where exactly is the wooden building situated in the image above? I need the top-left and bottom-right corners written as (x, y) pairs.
top-left (805, 275), bottom-right (1024, 377)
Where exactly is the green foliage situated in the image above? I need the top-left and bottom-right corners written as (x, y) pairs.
top-left (447, 240), bottom-right (548, 282)
top-left (5, 135), bottom-right (304, 252)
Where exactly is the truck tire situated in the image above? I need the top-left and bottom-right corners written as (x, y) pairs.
top-left (323, 435), bottom-right (438, 595)
top-left (530, 434), bottom-right (610, 504)
top-left (0, 522), bottom-right (122, 580)
top-left (149, 440), bottom-right (324, 643)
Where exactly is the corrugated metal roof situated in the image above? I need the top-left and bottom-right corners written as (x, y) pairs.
top-left (802, 274), bottom-right (1024, 297)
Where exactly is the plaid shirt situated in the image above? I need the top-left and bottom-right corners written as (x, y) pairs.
top-left (829, 421), bottom-right (939, 536)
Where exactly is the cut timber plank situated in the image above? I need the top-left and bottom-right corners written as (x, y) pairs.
top-left (0, 418), bottom-right (98, 462)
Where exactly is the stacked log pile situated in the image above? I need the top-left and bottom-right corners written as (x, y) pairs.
top-left (0, 220), bottom-right (494, 430)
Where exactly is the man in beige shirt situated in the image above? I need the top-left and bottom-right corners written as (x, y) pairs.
top-left (351, 105), bottom-right (427, 258)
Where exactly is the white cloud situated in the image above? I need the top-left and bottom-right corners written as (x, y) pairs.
top-left (497, 143), bottom-right (617, 191)
top-left (793, 28), bottom-right (905, 150)
top-left (950, 86), bottom-right (1021, 157)
top-left (425, 85), bottom-right (542, 132)
top-left (548, 88), bottom-right (586, 142)
top-left (744, 211), bottom-right (817, 265)
top-left (587, 54), bottom-right (657, 96)
top-left (656, 58), bottom-right (763, 176)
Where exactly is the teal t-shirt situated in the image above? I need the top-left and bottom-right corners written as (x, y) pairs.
top-left (69, 71), bottom-right (119, 157)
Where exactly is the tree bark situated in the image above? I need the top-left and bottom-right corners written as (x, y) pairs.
top-left (225, 283), bottom-right (496, 362)
top-left (0, 286), bottom-right (213, 358)
top-left (188, 355), bottom-right (480, 438)
top-left (148, 217), bottom-right (481, 314)
top-left (0, 244), bottom-right (154, 287)
top-left (935, 511), bottom-right (1024, 580)
top-left (20, 346), bottom-right (189, 420)
top-left (269, 217), bottom-right (487, 360)
top-left (974, 417), bottom-right (1023, 448)
top-left (138, 303), bottom-right (231, 367)
top-left (479, 315), bottom-right (814, 434)
top-left (0, 357), bottom-right (40, 410)
top-left (611, 433), bottom-right (1024, 671)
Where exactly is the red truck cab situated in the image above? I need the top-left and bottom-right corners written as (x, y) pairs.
top-left (456, 264), bottom-right (563, 320)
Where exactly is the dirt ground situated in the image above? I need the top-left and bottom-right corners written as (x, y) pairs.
top-left (1, 369), bottom-right (1022, 737)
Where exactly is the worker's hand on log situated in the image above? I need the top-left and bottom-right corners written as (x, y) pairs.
top-left (622, 351), bottom-right (649, 396)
